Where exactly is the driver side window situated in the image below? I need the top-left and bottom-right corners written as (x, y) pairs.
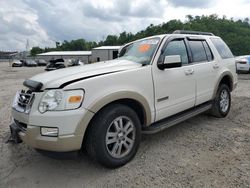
top-left (162, 40), bottom-right (189, 65)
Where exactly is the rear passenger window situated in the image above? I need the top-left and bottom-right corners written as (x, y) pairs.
top-left (211, 38), bottom-right (234, 59)
top-left (189, 40), bottom-right (207, 62)
top-left (202, 41), bottom-right (213, 61)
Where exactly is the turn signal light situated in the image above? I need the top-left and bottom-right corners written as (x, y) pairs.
top-left (68, 96), bottom-right (82, 103)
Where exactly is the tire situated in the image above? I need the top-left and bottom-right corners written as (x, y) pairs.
top-left (210, 84), bottom-right (231, 118)
top-left (85, 104), bottom-right (141, 168)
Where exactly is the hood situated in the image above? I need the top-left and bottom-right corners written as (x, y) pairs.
top-left (29, 59), bottom-right (141, 89)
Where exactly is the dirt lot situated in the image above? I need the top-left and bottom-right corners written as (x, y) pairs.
top-left (0, 62), bottom-right (249, 188)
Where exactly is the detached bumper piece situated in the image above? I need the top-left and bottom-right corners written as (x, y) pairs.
top-left (9, 122), bottom-right (23, 143)
top-left (23, 79), bottom-right (43, 92)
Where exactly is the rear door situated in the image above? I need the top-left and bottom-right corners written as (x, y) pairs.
top-left (186, 38), bottom-right (219, 105)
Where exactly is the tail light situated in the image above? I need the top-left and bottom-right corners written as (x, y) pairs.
top-left (238, 61), bottom-right (247, 64)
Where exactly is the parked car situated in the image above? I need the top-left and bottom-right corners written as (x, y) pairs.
top-left (36, 59), bottom-right (47, 66)
top-left (236, 55), bottom-right (250, 73)
top-left (10, 30), bottom-right (237, 168)
top-left (68, 59), bottom-right (84, 67)
top-left (25, 60), bottom-right (37, 67)
top-left (12, 60), bottom-right (23, 67)
top-left (45, 58), bottom-right (65, 71)
top-left (20, 59), bottom-right (26, 65)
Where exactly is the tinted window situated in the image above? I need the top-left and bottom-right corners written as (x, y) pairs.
top-left (211, 38), bottom-right (234, 59)
top-left (189, 40), bottom-right (207, 62)
top-left (163, 40), bottom-right (188, 65)
top-left (202, 41), bottom-right (213, 61)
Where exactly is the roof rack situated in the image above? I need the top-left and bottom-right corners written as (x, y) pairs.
top-left (173, 30), bottom-right (214, 36)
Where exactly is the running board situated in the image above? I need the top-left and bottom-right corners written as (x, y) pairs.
top-left (142, 102), bottom-right (212, 134)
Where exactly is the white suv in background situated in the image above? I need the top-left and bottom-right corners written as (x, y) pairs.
top-left (10, 30), bottom-right (237, 168)
top-left (236, 55), bottom-right (250, 73)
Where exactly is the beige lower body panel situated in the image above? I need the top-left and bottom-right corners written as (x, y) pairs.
top-left (12, 107), bottom-right (95, 152)
top-left (19, 126), bottom-right (83, 152)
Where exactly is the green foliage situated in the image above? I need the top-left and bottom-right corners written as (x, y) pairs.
top-left (31, 15), bottom-right (250, 56)
top-left (30, 47), bottom-right (44, 56)
top-left (54, 39), bottom-right (97, 51)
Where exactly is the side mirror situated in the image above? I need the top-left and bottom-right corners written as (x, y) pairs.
top-left (158, 55), bottom-right (182, 70)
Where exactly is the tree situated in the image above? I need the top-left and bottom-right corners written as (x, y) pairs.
top-left (104, 35), bottom-right (118, 45)
top-left (30, 47), bottom-right (44, 56)
top-left (31, 15), bottom-right (250, 56)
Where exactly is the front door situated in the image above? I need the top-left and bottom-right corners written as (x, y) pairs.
top-left (153, 38), bottom-right (196, 121)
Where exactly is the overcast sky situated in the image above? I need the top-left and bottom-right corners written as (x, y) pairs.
top-left (0, 0), bottom-right (249, 51)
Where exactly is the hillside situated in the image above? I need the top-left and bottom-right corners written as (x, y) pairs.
top-left (31, 14), bottom-right (250, 56)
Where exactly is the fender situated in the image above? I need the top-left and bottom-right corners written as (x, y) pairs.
top-left (87, 90), bottom-right (152, 125)
top-left (212, 71), bottom-right (234, 99)
top-left (74, 91), bottom-right (152, 141)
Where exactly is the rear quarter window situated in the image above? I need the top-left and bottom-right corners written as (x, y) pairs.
top-left (210, 38), bottom-right (234, 59)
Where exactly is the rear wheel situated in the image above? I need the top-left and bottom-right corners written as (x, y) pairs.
top-left (85, 104), bottom-right (141, 168)
top-left (210, 84), bottom-right (231, 118)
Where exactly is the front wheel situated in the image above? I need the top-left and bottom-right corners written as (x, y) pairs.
top-left (85, 104), bottom-right (141, 168)
top-left (210, 84), bottom-right (231, 118)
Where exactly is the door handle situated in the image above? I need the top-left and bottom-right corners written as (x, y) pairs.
top-left (213, 64), bottom-right (219, 69)
top-left (185, 69), bottom-right (194, 75)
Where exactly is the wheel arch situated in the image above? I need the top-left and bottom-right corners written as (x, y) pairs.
top-left (212, 71), bottom-right (234, 99)
top-left (76, 91), bottom-right (152, 145)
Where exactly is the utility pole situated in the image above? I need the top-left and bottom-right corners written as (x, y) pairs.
top-left (26, 39), bottom-right (30, 52)
top-left (25, 39), bottom-right (30, 60)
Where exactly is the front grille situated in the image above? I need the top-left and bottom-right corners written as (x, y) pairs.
top-left (13, 90), bottom-right (35, 113)
top-left (18, 90), bottom-right (33, 107)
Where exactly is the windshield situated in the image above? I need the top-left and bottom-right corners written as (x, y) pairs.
top-left (118, 37), bottom-right (160, 65)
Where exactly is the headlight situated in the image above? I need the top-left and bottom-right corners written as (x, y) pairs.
top-left (38, 89), bottom-right (84, 113)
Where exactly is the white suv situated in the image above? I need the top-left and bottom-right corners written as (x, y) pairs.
top-left (10, 30), bottom-right (237, 168)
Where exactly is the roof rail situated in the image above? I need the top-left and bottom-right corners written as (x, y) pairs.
top-left (173, 30), bottom-right (214, 36)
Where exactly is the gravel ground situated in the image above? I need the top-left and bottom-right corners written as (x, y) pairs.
top-left (0, 62), bottom-right (249, 188)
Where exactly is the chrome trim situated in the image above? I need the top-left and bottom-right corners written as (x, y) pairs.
top-left (12, 90), bottom-right (35, 114)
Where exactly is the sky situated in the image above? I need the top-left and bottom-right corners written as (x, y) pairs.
top-left (0, 0), bottom-right (250, 51)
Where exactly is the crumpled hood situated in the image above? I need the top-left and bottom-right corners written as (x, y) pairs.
top-left (29, 59), bottom-right (141, 89)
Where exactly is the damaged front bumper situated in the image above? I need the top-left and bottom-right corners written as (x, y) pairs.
top-left (9, 120), bottom-right (23, 143)
top-left (9, 87), bottom-right (94, 152)
top-left (9, 106), bottom-right (94, 152)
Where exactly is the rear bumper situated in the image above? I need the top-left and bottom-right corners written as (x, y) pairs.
top-left (236, 64), bottom-right (250, 72)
